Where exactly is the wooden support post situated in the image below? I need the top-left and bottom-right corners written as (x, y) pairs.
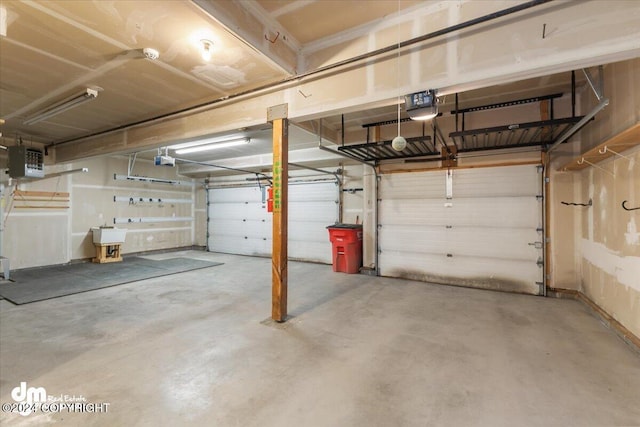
top-left (269, 104), bottom-right (288, 322)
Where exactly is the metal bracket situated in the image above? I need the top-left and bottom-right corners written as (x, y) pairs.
top-left (267, 103), bottom-right (288, 122)
top-left (548, 65), bottom-right (609, 154)
top-left (583, 65), bottom-right (605, 102)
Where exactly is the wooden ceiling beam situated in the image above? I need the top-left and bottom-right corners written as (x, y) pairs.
top-left (193, 0), bottom-right (300, 75)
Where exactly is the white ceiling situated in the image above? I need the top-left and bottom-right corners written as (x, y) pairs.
top-left (0, 0), bottom-right (633, 170)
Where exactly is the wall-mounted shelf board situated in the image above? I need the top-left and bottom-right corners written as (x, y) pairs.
top-left (14, 190), bottom-right (69, 198)
top-left (559, 122), bottom-right (640, 171)
top-left (12, 190), bottom-right (70, 209)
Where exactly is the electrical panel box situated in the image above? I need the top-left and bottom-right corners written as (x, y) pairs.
top-left (8, 146), bottom-right (45, 178)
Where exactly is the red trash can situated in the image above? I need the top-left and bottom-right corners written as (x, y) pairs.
top-left (327, 224), bottom-right (363, 274)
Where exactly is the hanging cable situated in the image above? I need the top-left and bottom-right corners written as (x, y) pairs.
top-left (174, 158), bottom-right (272, 185)
top-left (391, 0), bottom-right (407, 152)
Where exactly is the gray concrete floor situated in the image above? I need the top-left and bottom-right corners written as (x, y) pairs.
top-left (1, 250), bottom-right (639, 426)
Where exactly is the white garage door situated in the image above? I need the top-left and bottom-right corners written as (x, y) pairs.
top-left (379, 164), bottom-right (544, 295)
top-left (207, 182), bottom-right (338, 263)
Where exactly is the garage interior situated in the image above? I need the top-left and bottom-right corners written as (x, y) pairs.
top-left (0, 0), bottom-right (639, 425)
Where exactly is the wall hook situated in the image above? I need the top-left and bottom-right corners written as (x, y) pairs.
top-left (561, 199), bottom-right (592, 207)
top-left (265, 31), bottom-right (280, 43)
top-left (576, 157), bottom-right (615, 176)
top-left (622, 200), bottom-right (640, 211)
top-left (598, 146), bottom-right (632, 161)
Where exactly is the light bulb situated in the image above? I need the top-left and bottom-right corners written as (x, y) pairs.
top-left (200, 39), bottom-right (213, 61)
top-left (392, 136), bottom-right (407, 152)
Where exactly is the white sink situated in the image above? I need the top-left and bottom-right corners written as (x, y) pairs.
top-left (91, 227), bottom-right (126, 244)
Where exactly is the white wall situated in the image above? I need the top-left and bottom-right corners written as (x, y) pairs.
top-left (2, 155), bottom-right (203, 270)
top-left (573, 59), bottom-right (640, 338)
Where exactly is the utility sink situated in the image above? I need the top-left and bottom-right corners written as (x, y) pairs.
top-left (91, 227), bottom-right (127, 244)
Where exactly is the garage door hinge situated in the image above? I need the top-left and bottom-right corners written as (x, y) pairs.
top-left (536, 195), bottom-right (543, 201)
top-left (536, 227), bottom-right (543, 232)
top-left (537, 257), bottom-right (544, 267)
top-left (446, 225), bottom-right (453, 229)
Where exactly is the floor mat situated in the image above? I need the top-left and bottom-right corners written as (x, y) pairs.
top-left (0, 257), bottom-right (223, 305)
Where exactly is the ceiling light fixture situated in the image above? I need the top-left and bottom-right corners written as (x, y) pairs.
top-left (200, 39), bottom-right (213, 61)
top-left (405, 89), bottom-right (439, 121)
top-left (143, 47), bottom-right (160, 60)
top-left (23, 88), bottom-right (98, 125)
top-left (174, 137), bottom-right (250, 154)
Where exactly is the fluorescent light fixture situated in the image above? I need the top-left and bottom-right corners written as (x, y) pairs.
top-left (23, 88), bottom-right (98, 125)
top-left (405, 89), bottom-right (438, 121)
top-left (174, 137), bottom-right (250, 154)
top-left (168, 134), bottom-right (243, 150)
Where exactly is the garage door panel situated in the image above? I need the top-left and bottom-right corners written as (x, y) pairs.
top-left (448, 228), bottom-right (541, 260)
top-left (380, 251), bottom-right (540, 294)
top-left (289, 183), bottom-right (338, 201)
top-left (447, 198), bottom-right (540, 227)
top-left (380, 225), bottom-right (540, 260)
top-left (209, 203), bottom-right (265, 220)
top-left (290, 201), bottom-right (336, 222)
top-left (379, 225), bottom-right (448, 253)
top-left (208, 235), bottom-right (270, 256)
top-left (209, 219), bottom-right (244, 237)
top-left (379, 164), bottom-right (543, 295)
top-left (209, 187), bottom-right (263, 203)
top-left (211, 219), bottom-right (268, 237)
top-left (380, 197), bottom-right (540, 228)
top-left (208, 182), bottom-right (337, 263)
top-left (453, 166), bottom-right (540, 197)
top-left (379, 172), bottom-right (445, 199)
